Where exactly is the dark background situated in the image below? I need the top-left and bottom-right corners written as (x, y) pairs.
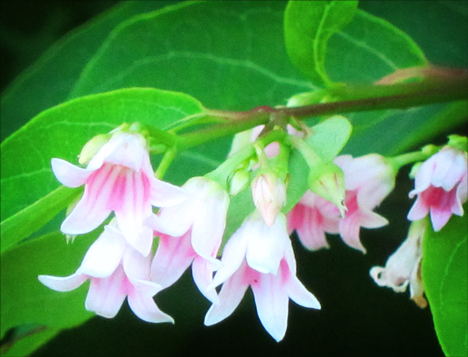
top-left (1, 1), bottom-right (465, 356)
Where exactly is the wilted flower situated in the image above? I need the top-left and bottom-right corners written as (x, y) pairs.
top-left (370, 220), bottom-right (427, 308)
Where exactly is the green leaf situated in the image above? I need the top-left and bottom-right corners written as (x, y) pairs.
top-left (0, 1), bottom-right (178, 141)
top-left (67, 1), bottom-right (316, 109)
top-left (1, 327), bottom-right (60, 357)
top-left (0, 186), bottom-right (81, 255)
top-left (1, 88), bottom-right (204, 239)
top-left (325, 9), bottom-right (428, 84)
top-left (0, 230), bottom-right (98, 341)
top-left (284, 1), bottom-right (358, 86)
top-left (423, 208), bottom-right (468, 357)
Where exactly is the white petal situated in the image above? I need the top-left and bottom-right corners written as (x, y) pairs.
top-left (85, 266), bottom-right (127, 318)
top-left (122, 243), bottom-right (152, 282)
top-left (204, 262), bottom-right (250, 326)
top-left (251, 272), bottom-right (289, 342)
top-left (127, 288), bottom-right (174, 323)
top-left (78, 225), bottom-right (126, 278)
top-left (210, 224), bottom-right (249, 288)
top-left (191, 190), bottom-right (229, 261)
top-left (149, 177), bottom-right (189, 208)
top-left (246, 213), bottom-right (288, 275)
top-left (192, 257), bottom-right (219, 304)
top-left (51, 158), bottom-right (93, 188)
top-left (38, 272), bottom-right (88, 292)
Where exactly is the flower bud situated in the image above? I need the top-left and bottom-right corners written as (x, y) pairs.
top-left (251, 172), bottom-right (287, 226)
top-left (228, 169), bottom-right (250, 196)
top-left (308, 162), bottom-right (346, 217)
top-left (78, 134), bottom-right (110, 165)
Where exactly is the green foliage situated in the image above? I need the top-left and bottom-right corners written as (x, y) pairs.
top-left (1, 231), bottom-right (98, 352)
top-left (1, 88), bottom-right (204, 225)
top-left (284, 1), bottom-right (358, 86)
top-left (423, 209), bottom-right (468, 357)
top-left (0, 1), bottom-right (178, 141)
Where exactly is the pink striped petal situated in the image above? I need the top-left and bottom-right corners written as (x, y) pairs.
top-left (339, 213), bottom-right (367, 253)
top-left (151, 233), bottom-right (195, 289)
top-left (85, 266), bottom-right (127, 318)
top-left (61, 164), bottom-right (120, 234)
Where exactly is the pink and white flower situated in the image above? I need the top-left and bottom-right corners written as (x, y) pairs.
top-left (146, 177), bottom-right (230, 303)
top-left (288, 154), bottom-right (395, 253)
top-left (51, 131), bottom-right (187, 256)
top-left (38, 221), bottom-right (173, 323)
top-left (287, 191), bottom-right (340, 250)
top-left (407, 147), bottom-right (467, 231)
top-left (370, 219), bottom-right (427, 308)
top-left (204, 211), bottom-right (320, 342)
top-left (334, 154), bottom-right (395, 253)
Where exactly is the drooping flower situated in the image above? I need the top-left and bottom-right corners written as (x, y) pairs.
top-left (407, 146), bottom-right (467, 231)
top-left (38, 220), bottom-right (173, 323)
top-left (288, 154), bottom-right (395, 253)
top-left (52, 131), bottom-right (187, 256)
top-left (146, 176), bottom-right (230, 303)
top-left (287, 190), bottom-right (340, 250)
top-left (370, 219), bottom-right (427, 308)
top-left (334, 154), bottom-right (396, 253)
top-left (204, 211), bottom-right (320, 342)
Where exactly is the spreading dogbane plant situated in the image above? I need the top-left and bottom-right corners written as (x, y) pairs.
top-left (1, 1), bottom-right (467, 356)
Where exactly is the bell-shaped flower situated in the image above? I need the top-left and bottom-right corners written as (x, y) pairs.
top-left (204, 211), bottom-right (320, 342)
top-left (287, 190), bottom-right (340, 250)
top-left (38, 221), bottom-right (173, 323)
top-left (146, 176), bottom-right (230, 303)
top-left (334, 154), bottom-right (395, 253)
top-left (370, 220), bottom-right (427, 308)
top-left (51, 131), bottom-right (188, 256)
top-left (407, 146), bottom-right (467, 231)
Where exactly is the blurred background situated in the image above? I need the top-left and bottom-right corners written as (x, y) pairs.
top-left (1, 1), bottom-right (466, 356)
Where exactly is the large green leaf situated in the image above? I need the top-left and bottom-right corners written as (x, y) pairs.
top-left (0, 1), bottom-right (178, 142)
top-left (68, 1), bottom-right (316, 109)
top-left (325, 9), bottom-right (427, 83)
top-left (0, 230), bottom-right (98, 343)
top-left (0, 88), bottom-right (206, 248)
top-left (284, 1), bottom-right (358, 86)
top-left (423, 208), bottom-right (468, 357)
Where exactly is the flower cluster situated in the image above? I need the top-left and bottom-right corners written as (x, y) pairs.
top-left (39, 121), bottom-right (467, 341)
top-left (370, 139), bottom-right (467, 306)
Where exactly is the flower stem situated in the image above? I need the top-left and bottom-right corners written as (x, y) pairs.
top-left (176, 75), bottom-right (468, 151)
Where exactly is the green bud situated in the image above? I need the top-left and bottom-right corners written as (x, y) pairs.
top-left (78, 133), bottom-right (111, 165)
top-left (308, 162), bottom-right (346, 217)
